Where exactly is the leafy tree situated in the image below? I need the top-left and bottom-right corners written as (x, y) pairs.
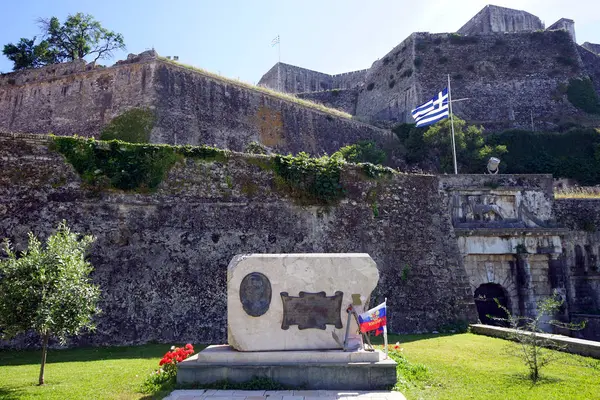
top-left (39, 13), bottom-right (125, 62)
top-left (0, 221), bottom-right (101, 385)
top-left (2, 13), bottom-right (125, 70)
top-left (2, 37), bottom-right (59, 70)
top-left (492, 292), bottom-right (585, 383)
top-left (423, 116), bottom-right (507, 173)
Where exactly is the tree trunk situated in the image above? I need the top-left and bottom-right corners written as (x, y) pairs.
top-left (38, 332), bottom-right (50, 386)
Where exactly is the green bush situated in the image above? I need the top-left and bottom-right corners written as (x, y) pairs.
top-left (401, 69), bottom-right (413, 78)
top-left (99, 108), bottom-right (155, 143)
top-left (414, 57), bottom-right (422, 68)
top-left (486, 128), bottom-right (600, 184)
top-left (567, 77), bottom-right (600, 114)
top-left (449, 33), bottom-right (478, 45)
top-left (367, 82), bottom-right (375, 91)
top-left (335, 140), bottom-right (387, 165)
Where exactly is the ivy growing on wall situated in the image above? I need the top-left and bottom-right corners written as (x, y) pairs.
top-left (271, 152), bottom-right (346, 205)
top-left (51, 136), bottom-right (229, 191)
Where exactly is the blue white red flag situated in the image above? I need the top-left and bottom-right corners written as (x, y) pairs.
top-left (411, 88), bottom-right (449, 127)
top-left (271, 35), bottom-right (280, 47)
top-left (358, 302), bottom-right (387, 334)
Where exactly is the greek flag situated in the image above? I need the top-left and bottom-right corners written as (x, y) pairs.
top-left (411, 88), bottom-right (449, 127)
top-left (271, 35), bottom-right (280, 47)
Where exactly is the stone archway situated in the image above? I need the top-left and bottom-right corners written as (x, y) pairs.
top-left (474, 283), bottom-right (510, 326)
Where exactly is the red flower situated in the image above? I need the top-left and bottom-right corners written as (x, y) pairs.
top-left (394, 345), bottom-right (399, 349)
top-left (185, 343), bottom-right (193, 350)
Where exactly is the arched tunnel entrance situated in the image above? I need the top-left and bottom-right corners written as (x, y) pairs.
top-left (474, 283), bottom-right (510, 326)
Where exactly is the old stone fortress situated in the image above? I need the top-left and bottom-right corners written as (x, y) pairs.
top-left (0, 1), bottom-right (600, 376)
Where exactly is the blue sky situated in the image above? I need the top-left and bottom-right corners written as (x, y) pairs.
top-left (1, 0), bottom-right (599, 83)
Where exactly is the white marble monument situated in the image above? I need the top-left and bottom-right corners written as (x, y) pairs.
top-left (227, 253), bottom-right (379, 351)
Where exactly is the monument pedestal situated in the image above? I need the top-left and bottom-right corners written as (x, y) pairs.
top-left (177, 345), bottom-right (397, 390)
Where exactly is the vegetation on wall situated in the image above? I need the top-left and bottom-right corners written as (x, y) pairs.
top-left (335, 140), bottom-right (387, 165)
top-left (271, 152), bottom-right (346, 205)
top-left (487, 127), bottom-right (600, 184)
top-left (567, 77), bottom-right (600, 114)
top-left (99, 108), bottom-right (155, 143)
top-left (51, 136), bottom-right (229, 191)
top-left (393, 117), bottom-right (506, 173)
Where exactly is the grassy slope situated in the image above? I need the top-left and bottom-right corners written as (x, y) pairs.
top-left (379, 333), bottom-right (600, 400)
top-left (0, 344), bottom-right (198, 400)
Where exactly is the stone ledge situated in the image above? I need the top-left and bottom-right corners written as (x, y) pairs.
top-left (177, 347), bottom-right (397, 390)
top-left (470, 324), bottom-right (600, 359)
top-left (190, 345), bottom-right (382, 363)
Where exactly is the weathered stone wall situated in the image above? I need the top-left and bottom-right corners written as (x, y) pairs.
top-left (0, 58), bottom-right (156, 137)
top-left (0, 56), bottom-right (396, 159)
top-left (554, 199), bottom-right (600, 337)
top-left (258, 63), bottom-right (334, 94)
top-left (355, 35), bottom-right (418, 123)
top-left (578, 46), bottom-right (600, 94)
top-left (582, 42), bottom-right (600, 56)
top-left (152, 61), bottom-right (396, 157)
top-left (332, 69), bottom-right (368, 90)
top-left (297, 89), bottom-right (359, 115)
top-left (547, 18), bottom-right (576, 42)
top-left (0, 132), bottom-right (476, 348)
top-left (414, 31), bottom-right (584, 130)
top-left (457, 5), bottom-right (544, 35)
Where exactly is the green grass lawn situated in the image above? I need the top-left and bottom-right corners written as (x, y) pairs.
top-left (0, 343), bottom-right (200, 400)
top-left (375, 333), bottom-right (600, 400)
top-left (1, 334), bottom-right (598, 400)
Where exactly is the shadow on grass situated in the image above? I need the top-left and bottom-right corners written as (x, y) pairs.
top-left (505, 372), bottom-right (563, 388)
top-left (370, 332), bottom-right (457, 345)
top-left (0, 387), bottom-right (25, 400)
top-left (0, 343), bottom-right (207, 367)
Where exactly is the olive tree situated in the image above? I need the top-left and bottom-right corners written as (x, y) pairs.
top-left (0, 221), bottom-right (101, 385)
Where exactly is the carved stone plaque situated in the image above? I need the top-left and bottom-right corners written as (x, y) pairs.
top-left (239, 272), bottom-right (272, 317)
top-left (280, 291), bottom-right (344, 330)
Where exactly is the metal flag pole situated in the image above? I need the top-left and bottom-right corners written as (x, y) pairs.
top-left (384, 298), bottom-right (388, 359)
top-left (448, 74), bottom-right (458, 175)
top-left (277, 35), bottom-right (281, 92)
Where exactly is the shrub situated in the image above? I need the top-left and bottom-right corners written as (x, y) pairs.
top-left (383, 56), bottom-right (390, 65)
top-left (335, 140), bottom-right (386, 165)
top-left (414, 57), bottom-right (422, 68)
top-left (367, 82), bottom-right (375, 91)
top-left (99, 108), bottom-right (155, 143)
top-left (567, 77), bottom-right (600, 114)
top-left (556, 55), bottom-right (576, 67)
top-left (415, 40), bottom-right (427, 51)
top-left (433, 37), bottom-right (442, 45)
top-left (433, 47), bottom-right (442, 54)
top-left (438, 56), bottom-right (448, 64)
top-left (466, 64), bottom-right (475, 72)
top-left (389, 79), bottom-right (396, 88)
top-left (396, 60), bottom-right (405, 71)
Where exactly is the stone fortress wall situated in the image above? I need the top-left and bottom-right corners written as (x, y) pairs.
top-left (0, 52), bottom-right (396, 159)
top-left (258, 5), bottom-right (600, 130)
top-left (2, 131), bottom-right (600, 346)
top-left (457, 4), bottom-right (544, 35)
top-left (583, 42), bottom-right (600, 55)
top-left (0, 132), bottom-right (476, 347)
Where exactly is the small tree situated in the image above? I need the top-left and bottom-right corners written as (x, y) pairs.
top-left (0, 221), bottom-right (101, 385)
top-left (493, 292), bottom-right (585, 383)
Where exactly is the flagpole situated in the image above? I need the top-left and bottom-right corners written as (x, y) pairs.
top-left (448, 74), bottom-right (458, 175)
top-left (277, 35), bottom-right (281, 92)
top-left (384, 298), bottom-right (388, 359)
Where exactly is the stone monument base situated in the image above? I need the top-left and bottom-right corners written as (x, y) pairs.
top-left (177, 345), bottom-right (397, 390)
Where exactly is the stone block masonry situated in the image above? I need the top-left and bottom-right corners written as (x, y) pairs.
top-left (0, 132), bottom-right (476, 348)
top-left (0, 53), bottom-right (394, 159)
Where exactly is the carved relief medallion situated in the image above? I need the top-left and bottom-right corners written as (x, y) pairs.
top-left (239, 272), bottom-right (272, 317)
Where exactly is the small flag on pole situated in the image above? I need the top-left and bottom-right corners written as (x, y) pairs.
top-left (411, 88), bottom-right (449, 127)
top-left (271, 35), bottom-right (280, 47)
top-left (358, 301), bottom-right (387, 335)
